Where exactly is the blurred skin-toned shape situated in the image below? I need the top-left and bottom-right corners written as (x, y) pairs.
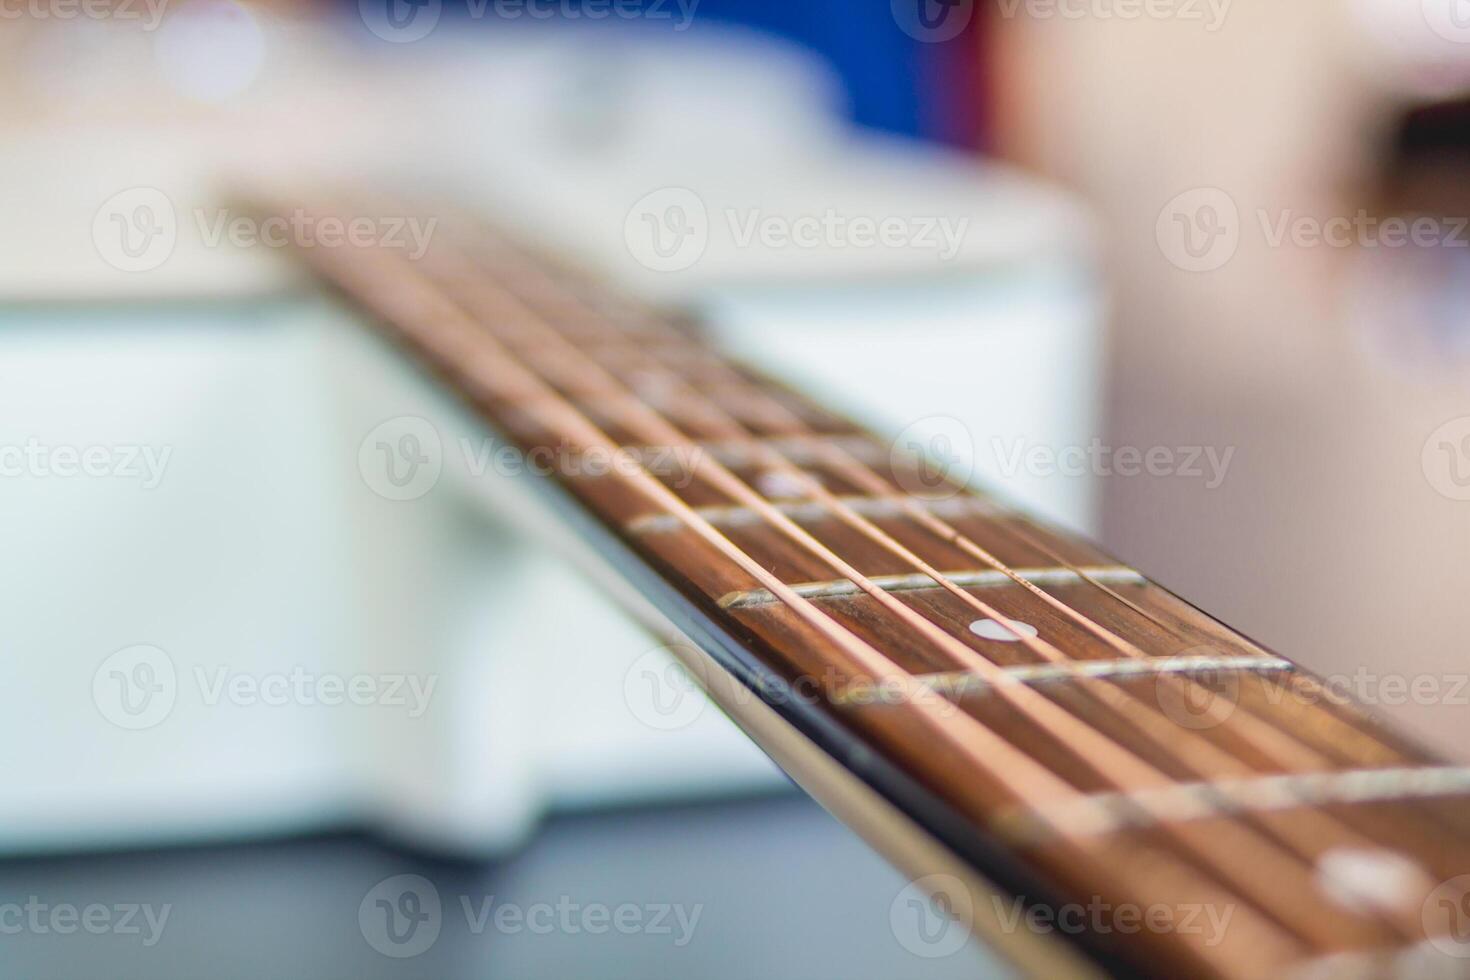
top-left (993, 0), bottom-right (1470, 759)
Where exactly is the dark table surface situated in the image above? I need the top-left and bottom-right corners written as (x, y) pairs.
top-left (0, 790), bottom-right (1010, 979)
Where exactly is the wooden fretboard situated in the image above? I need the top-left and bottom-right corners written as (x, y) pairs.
top-left (266, 196), bottom-right (1470, 979)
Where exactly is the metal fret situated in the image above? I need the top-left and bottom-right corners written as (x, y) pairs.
top-left (994, 766), bottom-right (1470, 843)
top-left (275, 197), bottom-right (1470, 979)
top-left (718, 566), bottom-right (1147, 610)
top-left (829, 654), bottom-right (1294, 705)
top-left (733, 434), bottom-right (884, 463)
top-left (626, 494), bottom-right (1004, 535)
top-left (1289, 942), bottom-right (1451, 980)
top-left (622, 434), bottom-right (887, 469)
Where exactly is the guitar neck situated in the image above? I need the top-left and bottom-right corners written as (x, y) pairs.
top-left (263, 195), bottom-right (1470, 979)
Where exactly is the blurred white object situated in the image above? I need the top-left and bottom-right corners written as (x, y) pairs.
top-left (417, 30), bottom-right (1099, 527)
top-left (0, 21), bottom-right (1103, 854)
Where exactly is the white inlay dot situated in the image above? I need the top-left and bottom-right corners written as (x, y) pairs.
top-left (1314, 847), bottom-right (1430, 916)
top-left (968, 619), bottom-right (1039, 643)
top-left (757, 471), bottom-right (810, 499)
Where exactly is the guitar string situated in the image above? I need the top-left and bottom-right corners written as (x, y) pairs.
top-left (590, 305), bottom-right (1450, 799)
top-left (283, 199), bottom-right (1111, 805)
top-left (413, 227), bottom-right (1407, 947)
top-left (294, 208), bottom-right (1089, 811)
top-left (298, 188), bottom-right (1434, 952)
top-left (455, 231), bottom-right (1445, 934)
top-left (610, 341), bottom-right (1348, 770)
top-left (277, 200), bottom-right (1327, 971)
top-left (485, 223), bottom-right (1470, 880)
top-left (493, 235), bottom-right (1421, 776)
top-left (441, 207), bottom-right (1470, 878)
top-left (466, 232), bottom-right (1369, 773)
top-left (502, 246), bottom-right (1241, 638)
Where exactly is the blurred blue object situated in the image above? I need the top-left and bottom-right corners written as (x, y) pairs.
top-left (343, 0), bottom-right (979, 142)
top-left (683, 0), bottom-right (930, 138)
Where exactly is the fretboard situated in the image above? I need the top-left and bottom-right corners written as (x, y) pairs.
top-left (263, 195), bottom-right (1470, 979)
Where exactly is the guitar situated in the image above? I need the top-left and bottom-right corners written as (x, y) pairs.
top-left (253, 194), bottom-right (1470, 979)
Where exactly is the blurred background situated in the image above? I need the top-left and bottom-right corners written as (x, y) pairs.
top-left (1, 1), bottom-right (1467, 977)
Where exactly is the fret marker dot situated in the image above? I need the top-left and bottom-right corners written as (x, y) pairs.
top-left (1314, 848), bottom-right (1430, 915)
top-left (968, 619), bottom-right (1038, 643)
top-left (757, 471), bottom-right (810, 499)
